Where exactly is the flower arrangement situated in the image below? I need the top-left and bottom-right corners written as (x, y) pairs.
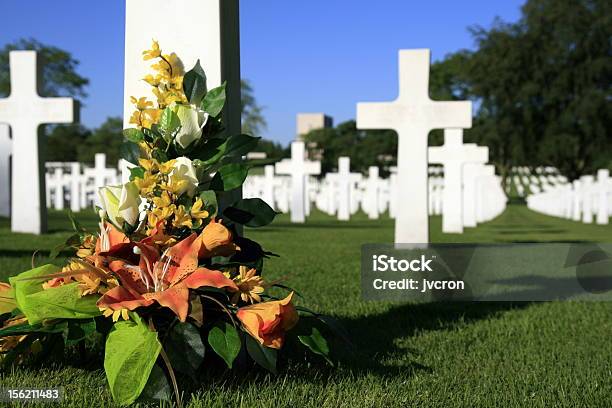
top-left (0, 42), bottom-right (337, 406)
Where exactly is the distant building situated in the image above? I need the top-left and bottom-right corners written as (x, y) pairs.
top-left (296, 113), bottom-right (333, 140)
top-left (296, 113), bottom-right (333, 160)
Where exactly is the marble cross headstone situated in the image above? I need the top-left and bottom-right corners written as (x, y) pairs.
top-left (275, 141), bottom-right (321, 223)
top-left (357, 49), bottom-right (472, 243)
top-left (262, 165), bottom-right (276, 209)
top-left (462, 162), bottom-right (485, 228)
top-left (123, 0), bottom-right (241, 214)
top-left (428, 129), bottom-right (488, 233)
top-left (327, 157), bottom-right (361, 221)
top-left (596, 169), bottom-right (609, 225)
top-left (365, 166), bottom-right (381, 219)
top-left (0, 124), bottom-right (10, 217)
top-left (0, 51), bottom-right (76, 234)
top-left (581, 175), bottom-right (594, 224)
top-left (69, 162), bottom-right (81, 212)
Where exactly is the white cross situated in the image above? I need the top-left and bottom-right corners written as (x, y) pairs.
top-left (364, 166), bottom-right (381, 219)
top-left (580, 175), bottom-right (595, 224)
top-left (0, 51), bottom-right (76, 234)
top-left (357, 49), bottom-right (472, 243)
top-left (262, 165), bottom-right (276, 209)
top-left (327, 157), bottom-right (362, 221)
top-left (596, 169), bottom-right (609, 225)
top-left (69, 162), bottom-right (81, 212)
top-left (85, 153), bottom-right (118, 207)
top-left (275, 141), bottom-right (320, 223)
top-left (0, 124), bottom-right (10, 217)
top-left (429, 129), bottom-right (488, 233)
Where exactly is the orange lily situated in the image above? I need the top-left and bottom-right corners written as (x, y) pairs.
top-left (97, 233), bottom-right (237, 322)
top-left (236, 292), bottom-right (299, 349)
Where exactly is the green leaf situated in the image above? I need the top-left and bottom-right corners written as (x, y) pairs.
top-left (122, 128), bottom-right (145, 143)
top-left (9, 265), bottom-right (100, 324)
top-left (245, 334), bottom-right (277, 374)
top-left (224, 134), bottom-right (260, 158)
top-left (165, 322), bottom-right (205, 376)
top-left (138, 364), bottom-right (172, 403)
top-left (194, 134), bottom-right (259, 166)
top-left (298, 327), bottom-right (332, 364)
top-left (120, 141), bottom-right (141, 165)
top-left (199, 190), bottom-right (218, 218)
top-left (200, 82), bottom-right (226, 117)
top-left (194, 138), bottom-right (227, 165)
top-left (223, 198), bottom-right (278, 228)
top-left (208, 322), bottom-right (241, 369)
top-left (151, 149), bottom-right (169, 163)
top-left (158, 107), bottom-right (181, 142)
top-left (0, 321), bottom-right (66, 337)
top-left (129, 166), bottom-right (145, 181)
top-left (49, 233), bottom-right (81, 259)
top-left (183, 60), bottom-right (207, 105)
top-left (104, 314), bottom-right (162, 406)
top-left (21, 284), bottom-right (100, 324)
top-left (63, 319), bottom-right (97, 346)
top-left (209, 163), bottom-right (249, 191)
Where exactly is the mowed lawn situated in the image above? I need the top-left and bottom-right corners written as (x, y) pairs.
top-left (1, 204), bottom-right (611, 407)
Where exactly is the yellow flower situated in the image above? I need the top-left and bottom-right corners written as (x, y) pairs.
top-left (231, 266), bottom-right (265, 304)
top-left (172, 205), bottom-right (192, 229)
top-left (148, 205), bottom-right (175, 228)
top-left (101, 307), bottom-right (130, 322)
top-left (129, 110), bottom-right (142, 127)
top-left (140, 108), bottom-right (162, 129)
top-left (130, 96), bottom-right (154, 110)
top-left (163, 176), bottom-right (189, 196)
top-left (142, 40), bottom-right (161, 60)
top-left (190, 199), bottom-right (209, 228)
top-left (76, 234), bottom-right (96, 258)
top-left (134, 172), bottom-right (158, 195)
top-left (152, 191), bottom-right (173, 209)
top-left (143, 74), bottom-right (161, 87)
top-left (138, 158), bottom-right (157, 172)
top-left (158, 159), bottom-right (176, 175)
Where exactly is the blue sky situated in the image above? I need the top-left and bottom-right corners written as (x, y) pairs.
top-left (1, 0), bottom-right (524, 144)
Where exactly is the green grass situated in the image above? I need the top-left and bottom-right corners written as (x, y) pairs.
top-left (1, 205), bottom-right (611, 407)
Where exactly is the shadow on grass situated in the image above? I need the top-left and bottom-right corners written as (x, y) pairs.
top-left (334, 301), bottom-right (532, 374)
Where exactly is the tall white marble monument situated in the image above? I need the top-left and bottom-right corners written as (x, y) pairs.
top-left (123, 0), bottom-right (241, 211)
top-left (357, 49), bottom-right (472, 243)
top-left (0, 51), bottom-right (77, 234)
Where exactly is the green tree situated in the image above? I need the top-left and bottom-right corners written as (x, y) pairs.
top-left (303, 120), bottom-right (397, 175)
top-left (429, 0), bottom-right (611, 181)
top-left (254, 139), bottom-right (288, 160)
top-left (77, 117), bottom-right (124, 165)
top-left (241, 79), bottom-right (267, 136)
top-left (45, 125), bottom-right (90, 162)
top-left (0, 38), bottom-right (88, 98)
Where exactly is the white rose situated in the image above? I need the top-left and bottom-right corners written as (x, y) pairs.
top-left (98, 182), bottom-right (140, 228)
top-left (172, 104), bottom-right (209, 149)
top-left (169, 157), bottom-right (199, 197)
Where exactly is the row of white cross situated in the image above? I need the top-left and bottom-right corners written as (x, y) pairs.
top-left (504, 167), bottom-right (568, 197)
top-left (527, 169), bottom-right (611, 225)
top-left (243, 139), bottom-right (506, 234)
top-left (44, 154), bottom-right (121, 212)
